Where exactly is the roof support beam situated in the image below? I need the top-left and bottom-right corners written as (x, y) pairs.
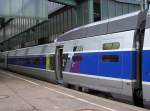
top-left (49, 0), bottom-right (77, 6)
top-left (116, 0), bottom-right (141, 5)
top-left (87, 0), bottom-right (94, 23)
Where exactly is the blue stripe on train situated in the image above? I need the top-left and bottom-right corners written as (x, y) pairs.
top-left (8, 51), bottom-right (137, 80)
top-left (8, 56), bottom-right (46, 69)
top-left (142, 50), bottom-right (150, 82)
top-left (72, 51), bottom-right (136, 80)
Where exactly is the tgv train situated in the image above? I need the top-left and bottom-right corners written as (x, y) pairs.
top-left (0, 10), bottom-right (150, 108)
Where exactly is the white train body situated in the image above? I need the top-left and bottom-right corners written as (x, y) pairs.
top-left (0, 10), bottom-right (150, 108)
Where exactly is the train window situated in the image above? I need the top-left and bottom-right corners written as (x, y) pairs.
top-left (62, 54), bottom-right (69, 71)
top-left (49, 55), bottom-right (55, 70)
top-left (22, 58), bottom-right (26, 65)
top-left (33, 57), bottom-right (40, 65)
top-left (102, 55), bottom-right (119, 62)
top-left (73, 46), bottom-right (83, 52)
top-left (113, 42), bottom-right (120, 49)
top-left (103, 42), bottom-right (120, 50)
top-left (26, 58), bottom-right (31, 64)
top-left (43, 57), bottom-right (46, 65)
top-left (72, 55), bottom-right (82, 62)
top-left (16, 58), bottom-right (19, 65)
top-left (8, 58), bottom-right (14, 64)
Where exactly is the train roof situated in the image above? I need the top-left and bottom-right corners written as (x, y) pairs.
top-left (7, 43), bottom-right (56, 57)
top-left (57, 11), bottom-right (144, 42)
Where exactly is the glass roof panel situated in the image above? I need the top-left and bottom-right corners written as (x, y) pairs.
top-left (48, 1), bottom-right (64, 14)
top-left (0, 0), bottom-right (48, 19)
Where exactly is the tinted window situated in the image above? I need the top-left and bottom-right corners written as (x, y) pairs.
top-left (43, 57), bottom-right (46, 65)
top-left (103, 42), bottom-right (120, 50)
top-left (26, 58), bottom-right (31, 64)
top-left (33, 57), bottom-right (40, 65)
top-left (16, 58), bottom-right (25, 65)
top-left (72, 55), bottom-right (82, 62)
top-left (62, 54), bottom-right (69, 71)
top-left (49, 55), bottom-right (55, 70)
top-left (102, 55), bottom-right (119, 62)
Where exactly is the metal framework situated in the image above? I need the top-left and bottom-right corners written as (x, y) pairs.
top-left (48, 0), bottom-right (77, 6)
top-left (145, 0), bottom-right (150, 9)
top-left (0, 0), bottom-right (148, 51)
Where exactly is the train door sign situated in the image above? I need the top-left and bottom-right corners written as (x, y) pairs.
top-left (55, 46), bottom-right (63, 83)
top-left (100, 38), bottom-right (123, 89)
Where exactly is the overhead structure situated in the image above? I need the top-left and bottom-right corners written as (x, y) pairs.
top-left (49, 0), bottom-right (77, 6)
top-left (145, 0), bottom-right (150, 9)
top-left (0, 0), bottom-right (143, 52)
top-left (138, 0), bottom-right (150, 10)
top-left (0, 0), bottom-right (48, 19)
top-left (116, 0), bottom-right (141, 4)
top-left (48, 1), bottom-right (64, 14)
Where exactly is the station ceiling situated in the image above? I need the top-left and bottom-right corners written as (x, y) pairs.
top-left (48, 0), bottom-right (76, 6)
top-left (0, 18), bottom-right (12, 31)
top-left (0, 0), bottom-right (143, 26)
top-left (48, 0), bottom-right (142, 5)
top-left (0, 0), bottom-right (144, 35)
top-left (0, 0), bottom-right (48, 31)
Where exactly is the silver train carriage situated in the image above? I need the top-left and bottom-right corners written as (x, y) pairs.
top-left (6, 43), bottom-right (57, 83)
top-left (0, 10), bottom-right (150, 108)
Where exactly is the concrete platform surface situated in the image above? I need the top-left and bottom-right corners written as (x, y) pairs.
top-left (0, 69), bottom-right (149, 111)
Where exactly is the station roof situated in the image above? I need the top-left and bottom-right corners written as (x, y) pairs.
top-left (48, 1), bottom-right (64, 14)
top-left (116, 0), bottom-right (141, 5)
top-left (48, 0), bottom-right (142, 6)
top-left (0, 0), bottom-right (143, 40)
top-left (0, 0), bottom-right (142, 28)
top-left (0, 0), bottom-right (49, 30)
top-left (48, 0), bottom-right (77, 6)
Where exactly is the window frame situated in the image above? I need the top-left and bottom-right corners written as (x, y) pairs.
top-left (102, 55), bottom-right (119, 62)
top-left (72, 55), bottom-right (83, 62)
top-left (103, 42), bottom-right (120, 50)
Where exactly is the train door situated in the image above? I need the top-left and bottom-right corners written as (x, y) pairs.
top-left (142, 26), bottom-right (150, 107)
top-left (133, 11), bottom-right (147, 106)
top-left (55, 46), bottom-right (63, 83)
top-left (99, 38), bottom-right (123, 89)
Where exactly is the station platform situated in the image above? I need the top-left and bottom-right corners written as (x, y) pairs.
top-left (0, 69), bottom-right (149, 111)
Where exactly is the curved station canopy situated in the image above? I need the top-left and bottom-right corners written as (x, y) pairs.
top-left (0, 0), bottom-right (48, 19)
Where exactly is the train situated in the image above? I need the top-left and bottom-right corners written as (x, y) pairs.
top-left (0, 10), bottom-right (150, 108)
